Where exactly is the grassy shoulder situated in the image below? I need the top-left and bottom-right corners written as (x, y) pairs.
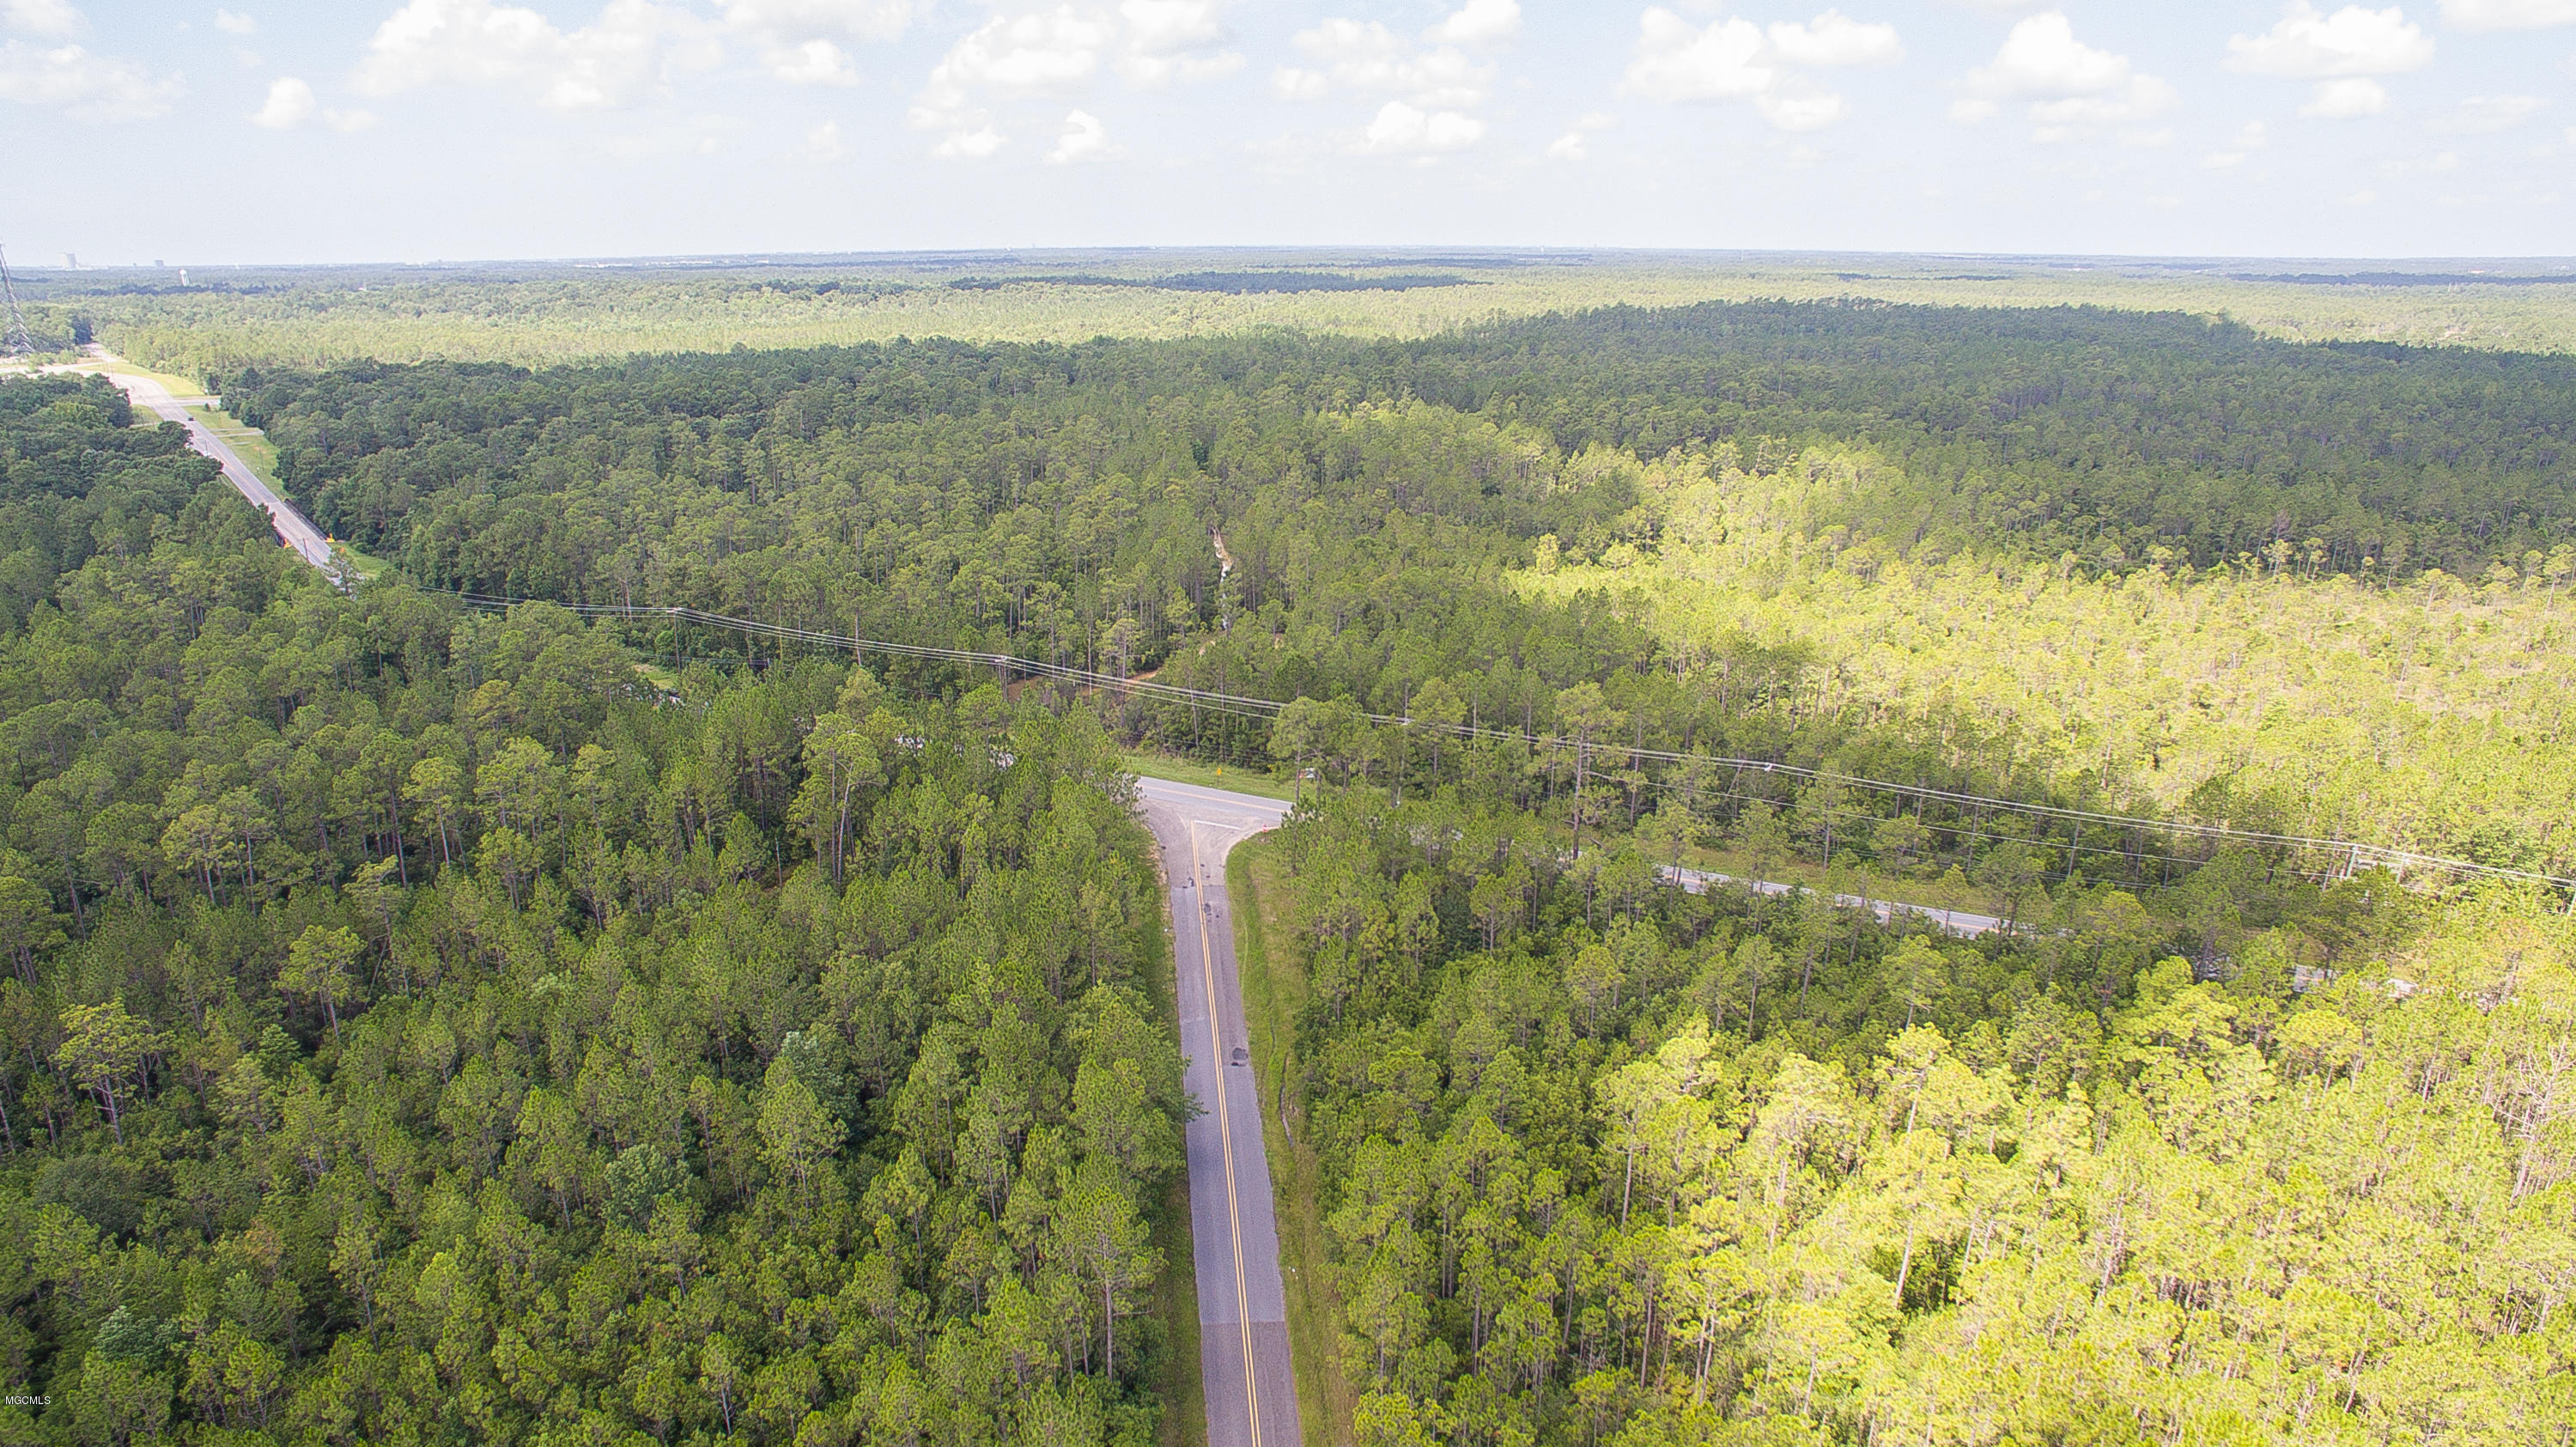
top-left (85, 355), bottom-right (205, 398)
top-left (179, 397), bottom-right (394, 581)
top-left (1122, 750), bottom-right (1300, 802)
top-left (1228, 834), bottom-right (1352, 1447)
top-left (1138, 854), bottom-right (1208, 1447)
top-left (335, 545), bottom-right (396, 581)
top-left (187, 401), bottom-right (283, 482)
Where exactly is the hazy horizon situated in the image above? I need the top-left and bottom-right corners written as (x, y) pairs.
top-left (14, 2), bottom-right (2576, 265)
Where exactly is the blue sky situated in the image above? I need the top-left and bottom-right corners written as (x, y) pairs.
top-left (7, 0), bottom-right (2576, 264)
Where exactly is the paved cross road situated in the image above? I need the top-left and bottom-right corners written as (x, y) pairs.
top-left (1134, 777), bottom-right (1301, 1447)
top-left (75, 349), bottom-right (337, 573)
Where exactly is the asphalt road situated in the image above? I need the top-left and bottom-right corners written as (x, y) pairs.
top-left (1661, 863), bottom-right (2007, 937)
top-left (77, 348), bottom-right (337, 573)
top-left (1135, 776), bottom-right (1301, 1447)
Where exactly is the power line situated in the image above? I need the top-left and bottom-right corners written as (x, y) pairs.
top-left (426, 587), bottom-right (2575, 894)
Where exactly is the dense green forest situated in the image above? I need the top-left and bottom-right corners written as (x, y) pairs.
top-left (0, 374), bottom-right (1192, 1445)
top-left (204, 301), bottom-right (2576, 874)
top-left (222, 301), bottom-right (2576, 576)
top-left (7, 285), bottom-right (2576, 1447)
top-left (1252, 788), bottom-right (2575, 1447)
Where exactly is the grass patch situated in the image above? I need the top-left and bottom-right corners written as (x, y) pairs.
top-left (336, 546), bottom-right (395, 581)
top-left (1229, 836), bottom-right (1352, 1447)
top-left (88, 356), bottom-right (205, 397)
top-left (1152, 1170), bottom-right (1206, 1447)
top-left (1122, 750), bottom-right (1299, 802)
top-left (186, 403), bottom-right (283, 484)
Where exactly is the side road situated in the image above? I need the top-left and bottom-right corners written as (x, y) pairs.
top-left (1659, 863), bottom-right (2007, 937)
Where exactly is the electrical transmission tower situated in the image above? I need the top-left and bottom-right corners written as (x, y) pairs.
top-left (0, 240), bottom-right (33, 356)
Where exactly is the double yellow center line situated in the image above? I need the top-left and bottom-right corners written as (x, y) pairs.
top-left (1188, 821), bottom-right (1263, 1447)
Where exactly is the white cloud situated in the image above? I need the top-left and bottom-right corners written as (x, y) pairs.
top-left (0, 39), bottom-right (180, 119)
top-left (213, 8), bottom-right (256, 35)
top-left (1766, 10), bottom-right (1902, 68)
top-left (251, 73), bottom-right (309, 125)
top-left (1966, 13), bottom-right (2132, 96)
top-left (910, 6), bottom-right (1112, 157)
top-left (933, 122), bottom-right (1003, 158)
top-left (716, 0), bottom-right (905, 80)
top-left (1956, 13), bottom-right (2174, 138)
top-left (2439, 0), bottom-right (2576, 28)
top-left (249, 73), bottom-right (377, 130)
top-left (1273, 3), bottom-right (1516, 153)
top-left (355, 0), bottom-right (715, 111)
top-left (1280, 15), bottom-right (1489, 107)
top-left (1294, 16), bottom-right (1397, 65)
top-left (714, 0), bottom-right (907, 44)
top-left (1358, 97), bottom-right (1482, 152)
top-left (2434, 93), bottom-right (2546, 131)
top-left (1272, 66), bottom-right (1328, 100)
top-left (2226, 3), bottom-right (2433, 76)
top-left (908, 3), bottom-right (1233, 156)
top-left (2300, 74), bottom-right (2385, 114)
top-left (804, 117), bottom-right (846, 157)
top-left (1115, 0), bottom-right (1239, 86)
top-left (1047, 106), bottom-right (1110, 161)
top-left (927, 9), bottom-right (1111, 94)
top-left (2, 0), bottom-right (82, 38)
top-left (1544, 109), bottom-right (1614, 159)
top-left (1624, 8), bottom-right (1897, 131)
top-left (1759, 89), bottom-right (1846, 129)
top-left (1119, 0), bottom-right (1214, 53)
top-left (2202, 118), bottom-right (2267, 166)
top-left (769, 37), bottom-right (854, 84)
top-left (1625, 12), bottom-right (1771, 102)
top-left (1427, 0), bottom-right (1520, 47)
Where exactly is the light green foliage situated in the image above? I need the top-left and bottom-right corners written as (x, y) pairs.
top-left (1268, 790), bottom-right (2576, 1446)
top-left (1525, 446), bottom-right (2576, 877)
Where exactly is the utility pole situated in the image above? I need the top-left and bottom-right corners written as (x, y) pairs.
top-left (0, 240), bottom-right (34, 356)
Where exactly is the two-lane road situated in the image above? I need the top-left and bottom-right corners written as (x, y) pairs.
top-left (1136, 776), bottom-right (1301, 1447)
top-left (75, 349), bottom-right (336, 573)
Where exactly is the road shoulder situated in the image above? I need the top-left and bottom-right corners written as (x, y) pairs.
top-left (1228, 836), bottom-right (1354, 1447)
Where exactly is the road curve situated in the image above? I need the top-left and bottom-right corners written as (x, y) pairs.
top-left (77, 349), bottom-right (336, 573)
top-left (1135, 776), bottom-right (1301, 1447)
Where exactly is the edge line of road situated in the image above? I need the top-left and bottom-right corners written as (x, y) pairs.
top-left (1191, 819), bottom-right (1264, 1447)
